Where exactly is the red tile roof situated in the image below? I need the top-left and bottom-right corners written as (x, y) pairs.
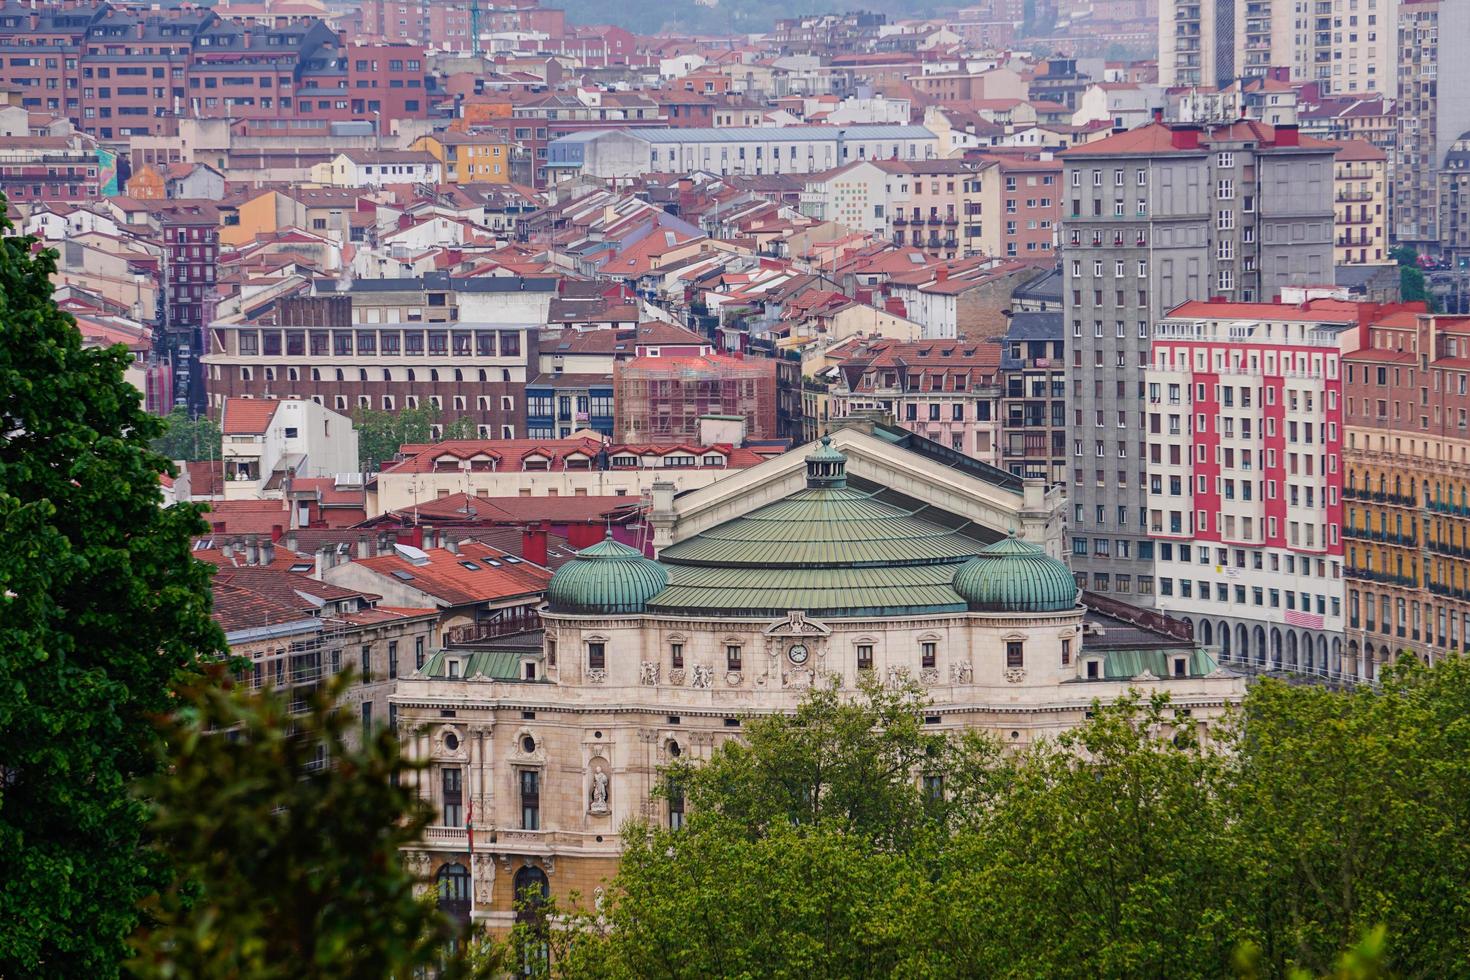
top-left (352, 541), bottom-right (552, 606)
top-left (1164, 298), bottom-right (1373, 322)
top-left (220, 397), bottom-right (279, 435)
top-left (382, 436), bottom-right (779, 474)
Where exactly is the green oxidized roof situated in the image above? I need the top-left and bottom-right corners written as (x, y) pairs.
top-left (547, 534), bottom-right (669, 614)
top-left (645, 437), bottom-right (996, 618)
top-left (951, 533), bottom-right (1078, 613)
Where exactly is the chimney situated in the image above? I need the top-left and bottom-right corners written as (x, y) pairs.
top-left (314, 546), bottom-right (327, 579)
top-left (884, 296), bottom-right (907, 317)
top-left (444, 538), bottom-right (460, 555)
top-left (1152, 107), bottom-right (1163, 124)
top-left (282, 529), bottom-right (298, 552)
top-left (271, 524), bottom-right (283, 543)
top-left (406, 526), bottom-right (424, 549)
top-left (1170, 125), bottom-right (1201, 150)
top-left (935, 266), bottom-right (949, 283)
top-left (522, 520), bottom-right (550, 567)
top-left (261, 540), bottom-right (275, 567)
top-left (423, 525), bottom-right (437, 550)
top-left (357, 534), bottom-right (371, 559)
top-left (1274, 123), bottom-right (1299, 147)
top-left (246, 534), bottom-right (260, 566)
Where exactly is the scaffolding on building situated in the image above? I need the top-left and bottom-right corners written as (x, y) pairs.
top-left (613, 355), bottom-right (777, 443)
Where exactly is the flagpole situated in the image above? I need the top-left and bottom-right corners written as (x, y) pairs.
top-left (466, 798), bottom-right (475, 921)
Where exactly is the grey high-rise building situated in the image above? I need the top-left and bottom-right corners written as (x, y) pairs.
top-left (1394, 0), bottom-right (1470, 258)
top-left (1059, 120), bottom-right (1337, 604)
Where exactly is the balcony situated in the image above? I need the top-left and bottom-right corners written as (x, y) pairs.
top-left (1335, 190), bottom-right (1373, 202)
top-left (425, 825), bottom-right (468, 844)
top-left (893, 215), bottom-right (908, 226)
top-left (445, 608), bottom-right (542, 645)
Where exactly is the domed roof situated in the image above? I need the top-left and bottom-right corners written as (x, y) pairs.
top-left (647, 436), bottom-right (992, 618)
top-left (547, 535), bottom-right (669, 615)
top-left (951, 533), bottom-right (1078, 613)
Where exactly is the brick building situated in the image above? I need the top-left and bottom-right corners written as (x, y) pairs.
top-left (1342, 308), bottom-right (1470, 678)
top-left (203, 277), bottom-right (559, 442)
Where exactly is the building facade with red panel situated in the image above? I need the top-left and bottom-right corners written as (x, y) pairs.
top-left (1143, 298), bottom-right (1370, 675)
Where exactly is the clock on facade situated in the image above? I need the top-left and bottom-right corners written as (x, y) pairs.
top-left (788, 643), bottom-right (809, 665)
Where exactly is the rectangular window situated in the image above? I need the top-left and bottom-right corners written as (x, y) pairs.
top-left (387, 642), bottom-right (397, 679)
top-left (415, 636), bottom-right (425, 670)
top-left (921, 642), bottom-right (936, 669)
top-left (588, 642), bottom-right (606, 671)
top-left (726, 645), bottom-right (742, 671)
top-left (1061, 638), bottom-right (1072, 666)
top-left (857, 644), bottom-right (873, 670)
top-left (442, 766), bottom-right (463, 827)
top-left (1005, 641), bottom-right (1024, 669)
top-left (670, 643), bottom-right (684, 669)
top-left (360, 645), bottom-right (371, 682)
top-left (519, 769), bottom-right (540, 830)
top-left (361, 701), bottom-right (373, 740)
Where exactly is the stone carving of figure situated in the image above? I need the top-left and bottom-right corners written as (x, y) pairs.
top-left (589, 765), bottom-right (610, 815)
top-left (949, 661), bottom-right (973, 684)
top-left (639, 660), bottom-right (659, 686)
top-left (886, 664), bottom-right (904, 688)
top-left (473, 854), bottom-right (495, 905)
top-left (691, 663), bottom-right (713, 689)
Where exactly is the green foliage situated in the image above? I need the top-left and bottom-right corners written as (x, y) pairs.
top-left (129, 669), bottom-right (495, 979)
top-left (148, 406), bottom-right (222, 462)
top-left (0, 202), bottom-right (222, 976)
top-left (1391, 245), bottom-right (1438, 311)
top-left (353, 404), bottom-right (479, 470)
top-left (552, 660), bottom-right (1470, 979)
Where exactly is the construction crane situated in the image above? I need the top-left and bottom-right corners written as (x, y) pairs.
top-left (469, 0), bottom-right (482, 57)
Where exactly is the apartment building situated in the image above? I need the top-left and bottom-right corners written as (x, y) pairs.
top-left (998, 311), bottom-right (1067, 484)
top-left (1342, 308), bottom-right (1470, 677)
top-left (547, 126), bottom-right (939, 182)
top-left (0, 3), bottom-right (429, 140)
top-left (1142, 299), bottom-right (1367, 672)
top-left (203, 277), bottom-right (558, 442)
top-left (827, 338), bottom-right (1004, 463)
top-left (1333, 139), bottom-right (1389, 265)
top-left (1292, 0), bottom-right (1397, 95)
top-left (963, 154), bottom-right (1063, 259)
top-left (1159, 0), bottom-right (1291, 88)
top-left (1060, 120), bottom-right (1338, 604)
top-left (1393, 0), bottom-right (1470, 257)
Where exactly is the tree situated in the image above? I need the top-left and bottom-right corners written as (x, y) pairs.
top-left (130, 669), bottom-right (497, 979)
top-left (0, 203), bottom-right (222, 975)
top-left (919, 692), bottom-right (1241, 978)
top-left (354, 404), bottom-right (480, 470)
top-left (1391, 245), bottom-right (1439, 311)
top-left (1230, 663), bottom-right (1470, 977)
top-left (149, 406), bottom-right (222, 462)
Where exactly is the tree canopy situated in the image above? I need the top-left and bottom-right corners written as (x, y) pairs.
top-left (0, 204), bottom-right (222, 975)
top-left (130, 670), bottom-right (497, 979)
top-left (354, 404), bottom-right (478, 470)
top-left (149, 406), bottom-right (223, 462)
top-left (549, 660), bottom-right (1470, 979)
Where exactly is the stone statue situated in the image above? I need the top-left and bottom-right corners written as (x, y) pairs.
top-left (589, 765), bottom-right (610, 815)
top-left (691, 663), bottom-right (713, 689)
top-left (639, 660), bottom-right (659, 685)
top-left (949, 661), bottom-right (973, 684)
top-left (473, 854), bottom-right (495, 906)
top-left (886, 664), bottom-right (905, 688)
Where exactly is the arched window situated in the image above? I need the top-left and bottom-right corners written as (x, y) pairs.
top-left (437, 862), bottom-right (470, 919)
top-left (512, 866), bottom-right (550, 923)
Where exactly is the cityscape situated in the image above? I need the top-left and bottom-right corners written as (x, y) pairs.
top-left (3, 0), bottom-right (1470, 975)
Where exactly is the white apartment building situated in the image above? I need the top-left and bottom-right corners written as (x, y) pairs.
top-left (1139, 300), bottom-right (1363, 675)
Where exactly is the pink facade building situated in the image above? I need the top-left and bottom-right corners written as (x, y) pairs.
top-left (1140, 298), bottom-right (1379, 669)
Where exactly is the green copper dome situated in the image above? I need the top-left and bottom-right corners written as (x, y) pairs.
top-left (547, 535), bottom-right (669, 615)
top-left (951, 533), bottom-right (1078, 613)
